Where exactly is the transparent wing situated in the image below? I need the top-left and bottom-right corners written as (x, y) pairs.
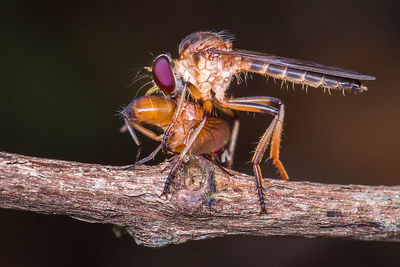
top-left (216, 49), bottom-right (376, 80)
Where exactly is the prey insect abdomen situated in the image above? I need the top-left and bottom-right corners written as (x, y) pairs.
top-left (243, 60), bottom-right (366, 93)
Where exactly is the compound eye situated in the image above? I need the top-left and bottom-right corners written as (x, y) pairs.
top-left (152, 55), bottom-right (176, 94)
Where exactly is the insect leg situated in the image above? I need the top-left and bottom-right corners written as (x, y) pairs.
top-left (130, 121), bottom-right (163, 141)
top-left (229, 97), bottom-right (288, 180)
top-left (160, 112), bottom-right (208, 198)
top-left (123, 119), bottom-right (163, 166)
top-left (221, 97), bottom-right (287, 214)
top-left (123, 144), bottom-right (163, 170)
top-left (222, 116), bottom-right (239, 168)
top-left (162, 83), bottom-right (188, 153)
top-left (212, 104), bottom-right (240, 168)
top-left (124, 119), bottom-right (142, 164)
top-left (211, 102), bottom-right (240, 168)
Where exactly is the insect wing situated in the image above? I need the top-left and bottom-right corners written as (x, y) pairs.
top-left (216, 49), bottom-right (376, 81)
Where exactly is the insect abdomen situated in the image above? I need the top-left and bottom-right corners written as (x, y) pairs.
top-left (243, 60), bottom-right (366, 93)
top-left (123, 96), bottom-right (176, 128)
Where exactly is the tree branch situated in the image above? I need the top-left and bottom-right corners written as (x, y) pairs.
top-left (0, 151), bottom-right (399, 247)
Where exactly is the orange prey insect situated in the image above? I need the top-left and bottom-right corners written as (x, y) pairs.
top-left (121, 95), bottom-right (241, 196)
top-left (139, 31), bottom-right (376, 213)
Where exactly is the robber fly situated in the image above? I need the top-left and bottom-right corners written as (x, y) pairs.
top-left (140, 31), bottom-right (375, 214)
top-left (121, 95), bottom-right (240, 197)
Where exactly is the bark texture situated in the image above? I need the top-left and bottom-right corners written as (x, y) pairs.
top-left (0, 151), bottom-right (399, 247)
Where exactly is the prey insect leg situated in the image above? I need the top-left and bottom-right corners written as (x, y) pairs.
top-left (214, 106), bottom-right (240, 168)
top-left (129, 121), bottom-right (163, 141)
top-left (123, 144), bottom-right (163, 170)
top-left (221, 115), bottom-right (240, 168)
top-left (124, 119), bottom-right (142, 164)
top-left (123, 119), bottom-right (163, 167)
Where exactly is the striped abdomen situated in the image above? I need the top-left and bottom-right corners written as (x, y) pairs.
top-left (241, 59), bottom-right (366, 93)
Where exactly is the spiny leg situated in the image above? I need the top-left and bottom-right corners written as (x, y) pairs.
top-left (221, 97), bottom-right (286, 214)
top-left (225, 97), bottom-right (288, 180)
top-left (160, 112), bottom-right (209, 198)
top-left (160, 157), bottom-right (182, 199)
top-left (268, 103), bottom-right (287, 180)
top-left (252, 115), bottom-right (279, 214)
top-left (162, 83), bottom-right (188, 153)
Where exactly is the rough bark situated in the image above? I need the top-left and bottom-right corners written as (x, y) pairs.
top-left (0, 151), bottom-right (399, 247)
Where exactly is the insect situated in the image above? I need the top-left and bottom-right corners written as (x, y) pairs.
top-left (141, 31), bottom-right (375, 213)
top-left (121, 95), bottom-right (240, 197)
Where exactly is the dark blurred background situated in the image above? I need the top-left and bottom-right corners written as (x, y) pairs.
top-left (1, 0), bottom-right (399, 266)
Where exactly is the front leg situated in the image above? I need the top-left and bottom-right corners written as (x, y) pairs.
top-left (160, 111), bottom-right (209, 198)
top-left (162, 83), bottom-right (188, 153)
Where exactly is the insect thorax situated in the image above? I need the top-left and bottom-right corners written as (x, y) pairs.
top-left (174, 55), bottom-right (238, 102)
top-left (174, 32), bottom-right (239, 102)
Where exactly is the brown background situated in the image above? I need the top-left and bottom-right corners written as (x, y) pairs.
top-left (1, 0), bottom-right (399, 266)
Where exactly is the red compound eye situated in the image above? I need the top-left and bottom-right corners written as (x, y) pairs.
top-left (152, 55), bottom-right (176, 94)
